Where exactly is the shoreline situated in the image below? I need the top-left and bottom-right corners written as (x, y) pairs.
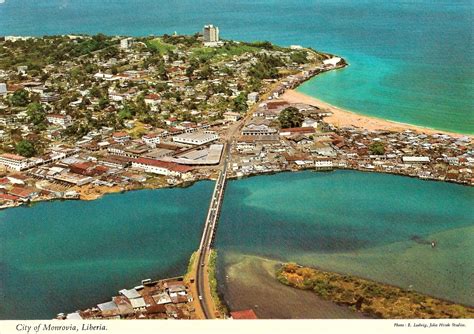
top-left (2, 165), bottom-right (471, 212)
top-left (282, 89), bottom-right (473, 138)
top-left (277, 262), bottom-right (474, 318)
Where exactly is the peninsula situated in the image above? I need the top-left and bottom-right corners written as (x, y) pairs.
top-left (0, 31), bottom-right (472, 211)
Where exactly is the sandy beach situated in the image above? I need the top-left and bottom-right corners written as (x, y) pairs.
top-left (282, 90), bottom-right (472, 138)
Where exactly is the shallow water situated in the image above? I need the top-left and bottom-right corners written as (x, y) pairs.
top-left (216, 170), bottom-right (474, 306)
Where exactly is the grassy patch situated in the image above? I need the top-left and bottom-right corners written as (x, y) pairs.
top-left (207, 250), bottom-right (227, 316)
top-left (146, 38), bottom-right (176, 54)
top-left (184, 251), bottom-right (197, 283)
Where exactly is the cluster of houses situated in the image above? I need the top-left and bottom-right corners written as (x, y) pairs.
top-left (58, 277), bottom-right (195, 320)
top-left (0, 124), bottom-right (226, 208)
top-left (0, 31), bottom-right (334, 209)
top-left (229, 94), bottom-right (473, 185)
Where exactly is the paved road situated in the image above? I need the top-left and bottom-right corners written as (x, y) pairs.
top-left (195, 143), bottom-right (230, 319)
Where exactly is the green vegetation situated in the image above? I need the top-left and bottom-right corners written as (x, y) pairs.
top-left (146, 38), bottom-right (176, 55)
top-left (290, 51), bottom-right (308, 64)
top-left (369, 142), bottom-right (385, 155)
top-left (26, 102), bottom-right (46, 129)
top-left (0, 34), bottom-right (116, 71)
top-left (161, 34), bottom-right (201, 47)
top-left (191, 43), bottom-right (260, 62)
top-left (207, 250), bottom-right (227, 317)
top-left (9, 89), bottom-right (30, 107)
top-left (184, 251), bottom-right (197, 283)
top-left (277, 263), bottom-right (474, 319)
top-left (15, 139), bottom-right (36, 157)
top-left (278, 106), bottom-right (304, 128)
top-left (249, 53), bottom-right (285, 79)
top-left (243, 41), bottom-right (280, 50)
top-left (232, 92), bottom-right (248, 113)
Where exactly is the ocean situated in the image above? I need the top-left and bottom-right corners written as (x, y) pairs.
top-left (0, 0), bottom-right (472, 133)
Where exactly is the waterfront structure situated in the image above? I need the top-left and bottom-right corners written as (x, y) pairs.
top-left (0, 153), bottom-right (29, 171)
top-left (131, 158), bottom-right (192, 177)
top-left (402, 156), bottom-right (430, 164)
top-left (172, 132), bottom-right (219, 145)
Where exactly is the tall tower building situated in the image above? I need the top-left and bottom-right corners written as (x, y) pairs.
top-left (203, 24), bottom-right (219, 43)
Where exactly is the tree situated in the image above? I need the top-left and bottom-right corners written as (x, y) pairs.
top-left (27, 102), bottom-right (46, 126)
top-left (369, 142), bottom-right (385, 155)
top-left (232, 92), bottom-right (248, 113)
top-left (278, 107), bottom-right (303, 128)
top-left (10, 89), bottom-right (30, 107)
top-left (290, 51), bottom-right (308, 64)
top-left (16, 140), bottom-right (36, 157)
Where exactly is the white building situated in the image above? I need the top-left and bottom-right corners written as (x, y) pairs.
top-left (402, 156), bottom-right (430, 164)
top-left (172, 131), bottom-right (218, 145)
top-left (120, 38), bottom-right (134, 49)
top-left (203, 24), bottom-right (219, 43)
top-left (112, 132), bottom-right (131, 143)
top-left (223, 112), bottom-right (241, 122)
top-left (132, 158), bottom-right (190, 177)
top-left (0, 153), bottom-right (29, 171)
top-left (46, 114), bottom-right (73, 127)
top-left (142, 133), bottom-right (161, 147)
top-left (247, 92), bottom-right (259, 104)
top-left (323, 57), bottom-right (342, 68)
top-left (302, 118), bottom-right (318, 128)
top-left (242, 120), bottom-right (277, 136)
top-left (0, 83), bottom-right (6, 96)
top-left (144, 94), bottom-right (161, 107)
top-left (314, 158), bottom-right (333, 170)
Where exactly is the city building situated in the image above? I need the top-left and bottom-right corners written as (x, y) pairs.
top-left (241, 119), bottom-right (277, 136)
top-left (142, 133), bottom-right (161, 147)
top-left (46, 114), bottom-right (73, 127)
top-left (131, 158), bottom-right (192, 177)
top-left (172, 131), bottom-right (219, 145)
top-left (247, 92), bottom-right (259, 104)
top-left (112, 132), bottom-right (131, 143)
top-left (223, 111), bottom-right (241, 122)
top-left (203, 24), bottom-right (219, 43)
top-left (0, 83), bottom-right (6, 96)
top-left (0, 153), bottom-right (29, 171)
top-left (120, 38), bottom-right (134, 49)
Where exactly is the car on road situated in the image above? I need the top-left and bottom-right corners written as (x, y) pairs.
top-left (199, 295), bottom-right (203, 300)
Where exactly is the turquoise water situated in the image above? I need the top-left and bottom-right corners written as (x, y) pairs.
top-left (216, 171), bottom-right (474, 306)
top-left (0, 0), bottom-right (472, 133)
top-left (0, 171), bottom-right (472, 319)
top-left (0, 183), bottom-right (213, 319)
